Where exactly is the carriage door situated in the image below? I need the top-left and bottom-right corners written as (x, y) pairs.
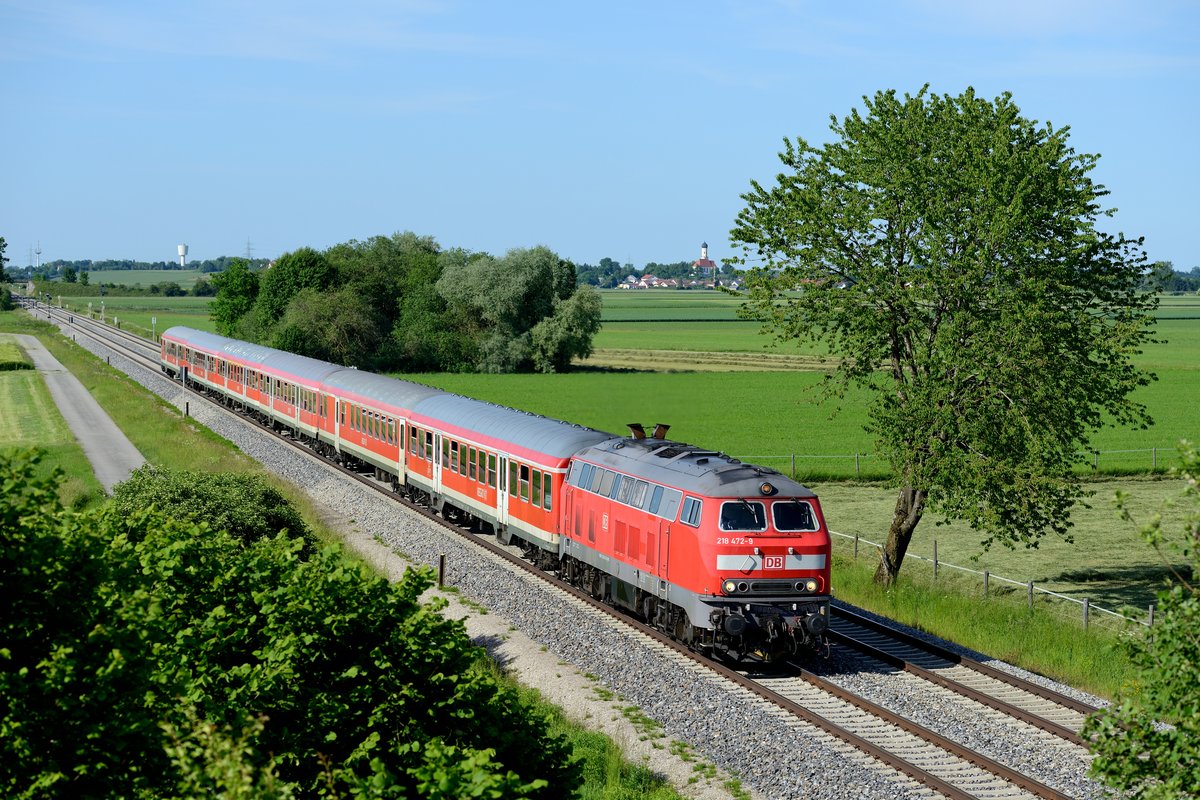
top-left (433, 433), bottom-right (443, 490)
top-left (497, 456), bottom-right (509, 527)
top-left (659, 522), bottom-right (671, 586)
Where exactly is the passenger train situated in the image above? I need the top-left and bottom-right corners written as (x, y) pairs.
top-left (160, 327), bottom-right (832, 661)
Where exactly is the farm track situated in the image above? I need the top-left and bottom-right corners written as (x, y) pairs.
top-left (582, 347), bottom-right (836, 372)
top-left (28, 301), bottom-right (1101, 799)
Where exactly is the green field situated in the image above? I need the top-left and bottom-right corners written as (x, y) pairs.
top-left (59, 295), bottom-right (217, 337)
top-left (84, 268), bottom-right (208, 288)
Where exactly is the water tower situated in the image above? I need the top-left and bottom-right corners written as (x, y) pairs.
top-left (177, 243), bottom-right (188, 267)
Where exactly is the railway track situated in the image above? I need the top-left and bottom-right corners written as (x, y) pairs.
top-left (27, 302), bottom-right (1097, 800)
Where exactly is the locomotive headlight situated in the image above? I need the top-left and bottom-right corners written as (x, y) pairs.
top-left (723, 580), bottom-right (738, 594)
top-left (805, 579), bottom-right (818, 592)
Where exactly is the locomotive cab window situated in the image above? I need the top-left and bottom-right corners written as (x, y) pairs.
top-left (773, 500), bottom-right (818, 532)
top-left (719, 501), bottom-right (767, 532)
top-left (681, 496), bottom-right (703, 528)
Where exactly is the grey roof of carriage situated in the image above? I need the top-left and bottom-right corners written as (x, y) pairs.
top-left (163, 326), bottom-right (345, 384)
top-left (320, 369), bottom-right (446, 413)
top-left (412, 393), bottom-right (617, 460)
top-left (574, 436), bottom-right (817, 498)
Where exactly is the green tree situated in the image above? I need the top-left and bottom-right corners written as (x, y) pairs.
top-left (254, 247), bottom-right (334, 327)
top-left (209, 259), bottom-right (260, 336)
top-left (271, 285), bottom-right (384, 367)
top-left (1083, 443), bottom-right (1200, 798)
top-left (78, 270), bottom-right (89, 286)
top-left (61, 266), bottom-right (77, 283)
top-left (530, 285), bottom-right (603, 372)
top-left (0, 236), bottom-right (9, 282)
top-left (730, 86), bottom-right (1156, 585)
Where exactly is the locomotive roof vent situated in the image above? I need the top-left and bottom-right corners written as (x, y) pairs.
top-left (627, 423), bottom-right (646, 439)
top-left (653, 423), bottom-right (671, 439)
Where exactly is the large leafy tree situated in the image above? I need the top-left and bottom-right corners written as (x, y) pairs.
top-left (1083, 442), bottom-right (1200, 798)
top-left (730, 87), bottom-right (1156, 585)
top-left (209, 258), bottom-right (260, 336)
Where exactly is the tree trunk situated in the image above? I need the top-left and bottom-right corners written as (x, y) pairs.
top-left (874, 486), bottom-right (928, 586)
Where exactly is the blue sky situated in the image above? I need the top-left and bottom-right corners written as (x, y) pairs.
top-left (2, 0), bottom-right (1196, 270)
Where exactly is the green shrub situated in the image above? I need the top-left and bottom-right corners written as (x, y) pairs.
top-left (1, 450), bottom-right (580, 798)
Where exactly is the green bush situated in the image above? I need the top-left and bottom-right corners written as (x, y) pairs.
top-left (110, 465), bottom-right (314, 552)
top-left (0, 450), bottom-right (580, 798)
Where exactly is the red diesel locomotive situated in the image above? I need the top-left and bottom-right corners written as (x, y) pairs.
top-left (160, 326), bottom-right (832, 660)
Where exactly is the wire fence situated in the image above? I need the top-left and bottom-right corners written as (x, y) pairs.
top-left (831, 529), bottom-right (1156, 631)
top-left (742, 448), bottom-right (1185, 479)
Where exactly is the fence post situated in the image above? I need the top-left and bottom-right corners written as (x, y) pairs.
top-left (1149, 603), bottom-right (1155, 627)
top-left (1094, 450), bottom-right (1099, 470)
top-left (1083, 597), bottom-right (1090, 630)
top-left (1153, 447), bottom-right (1157, 470)
top-left (854, 533), bottom-right (859, 560)
top-left (438, 553), bottom-right (446, 587)
top-left (791, 453), bottom-right (795, 477)
top-left (983, 570), bottom-right (989, 597)
top-left (855, 453), bottom-right (860, 478)
top-left (933, 539), bottom-right (938, 579)
top-left (1027, 581), bottom-right (1034, 609)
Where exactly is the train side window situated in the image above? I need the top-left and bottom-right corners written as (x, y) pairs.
top-left (608, 474), bottom-right (622, 499)
top-left (469, 447), bottom-right (478, 480)
top-left (567, 461), bottom-right (583, 487)
top-left (425, 431), bottom-right (433, 461)
top-left (477, 449), bottom-right (486, 483)
top-left (616, 477), bottom-right (634, 504)
top-left (658, 488), bottom-right (683, 521)
top-left (631, 480), bottom-right (649, 508)
top-left (681, 497), bottom-right (702, 528)
top-left (648, 485), bottom-right (664, 514)
top-left (487, 454), bottom-right (497, 487)
top-left (450, 441), bottom-right (459, 473)
top-left (543, 472), bottom-right (552, 510)
top-left (410, 426), bottom-right (419, 455)
top-left (532, 469), bottom-right (542, 506)
top-left (442, 439), bottom-right (450, 468)
top-left (576, 463), bottom-right (593, 490)
top-left (509, 462), bottom-right (519, 497)
top-left (598, 470), bottom-right (615, 496)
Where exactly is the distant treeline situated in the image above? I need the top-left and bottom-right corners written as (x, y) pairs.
top-left (574, 256), bottom-right (739, 287)
top-left (212, 232), bottom-right (601, 373)
top-left (35, 256), bottom-right (271, 275)
top-left (1145, 262), bottom-right (1200, 294)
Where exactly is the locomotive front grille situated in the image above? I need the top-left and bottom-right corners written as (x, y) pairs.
top-left (749, 580), bottom-right (799, 594)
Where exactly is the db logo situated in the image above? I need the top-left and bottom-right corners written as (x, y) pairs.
top-left (763, 555), bottom-right (785, 570)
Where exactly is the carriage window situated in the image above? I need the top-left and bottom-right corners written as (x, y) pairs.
top-left (487, 454), bottom-right (497, 487)
top-left (410, 426), bottom-right (419, 455)
top-left (681, 497), bottom-right (703, 528)
top-left (720, 501), bottom-right (766, 532)
top-left (469, 447), bottom-right (478, 480)
top-left (773, 500), bottom-right (818, 532)
top-left (442, 439), bottom-right (450, 468)
top-left (532, 469), bottom-right (542, 506)
top-left (425, 431), bottom-right (433, 461)
top-left (509, 462), bottom-right (519, 497)
top-left (519, 465), bottom-right (530, 502)
top-left (543, 473), bottom-right (553, 510)
top-left (477, 449), bottom-right (486, 483)
top-left (450, 441), bottom-right (459, 473)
